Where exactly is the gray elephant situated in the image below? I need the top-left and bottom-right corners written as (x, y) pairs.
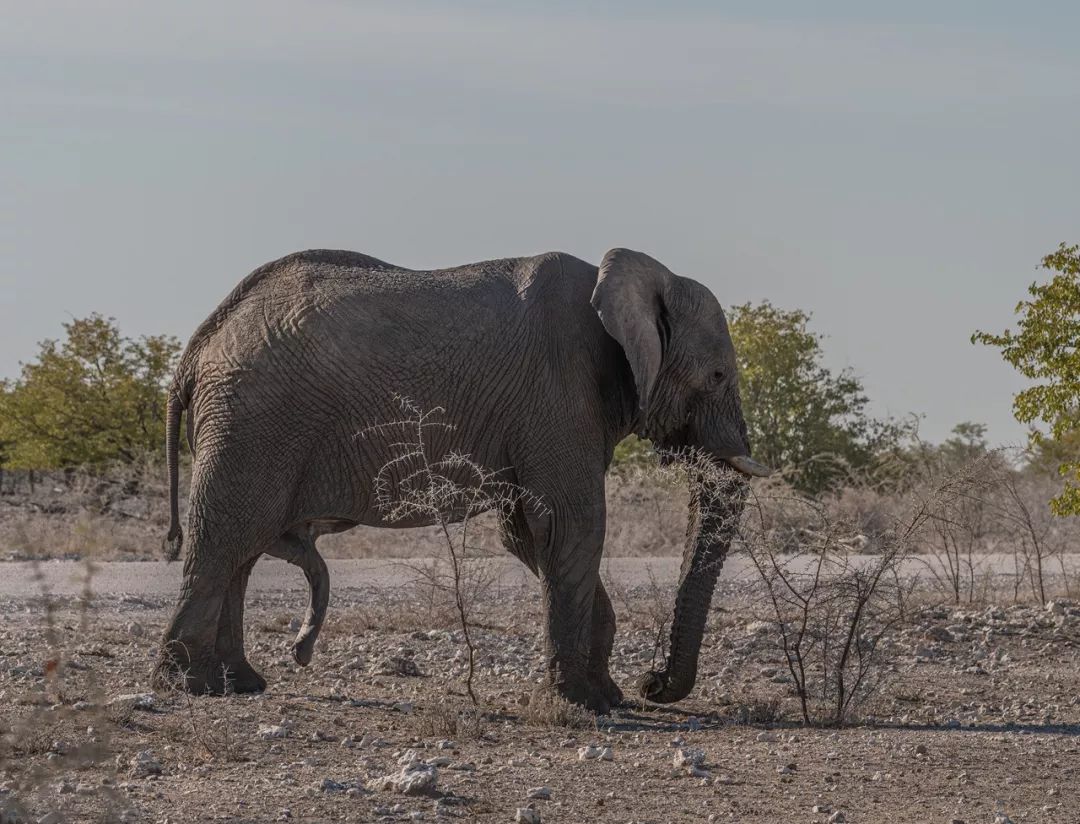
top-left (153, 247), bottom-right (769, 712)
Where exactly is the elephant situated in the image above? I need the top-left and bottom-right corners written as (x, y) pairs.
top-left (152, 247), bottom-right (770, 712)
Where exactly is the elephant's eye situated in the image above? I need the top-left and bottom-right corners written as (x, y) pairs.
top-left (712, 369), bottom-right (725, 385)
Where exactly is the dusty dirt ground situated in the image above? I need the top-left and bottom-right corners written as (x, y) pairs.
top-left (1, 568), bottom-right (1079, 824)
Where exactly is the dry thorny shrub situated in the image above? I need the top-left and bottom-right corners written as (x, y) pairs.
top-left (0, 562), bottom-right (133, 822)
top-left (730, 463), bottom-right (990, 726)
top-left (362, 397), bottom-right (548, 704)
top-left (906, 449), bottom-right (1077, 606)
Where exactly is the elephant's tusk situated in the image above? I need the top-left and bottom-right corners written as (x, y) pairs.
top-left (723, 455), bottom-right (773, 477)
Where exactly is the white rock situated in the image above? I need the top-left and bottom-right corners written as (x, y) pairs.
top-left (372, 763), bottom-right (438, 796)
top-left (258, 725), bottom-right (289, 740)
top-left (827, 812), bottom-right (846, 824)
top-left (129, 750), bottom-right (162, 777)
top-left (598, 746), bottom-right (614, 761)
top-left (398, 748), bottom-right (424, 766)
top-left (515, 808), bottom-right (541, 824)
top-left (526, 786), bottom-right (551, 800)
top-left (373, 655), bottom-right (422, 677)
top-left (397, 764), bottom-right (437, 796)
top-left (674, 748), bottom-right (706, 768)
top-left (108, 693), bottom-right (156, 711)
top-left (577, 745), bottom-right (602, 760)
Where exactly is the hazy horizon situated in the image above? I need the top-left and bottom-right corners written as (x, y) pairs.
top-left (3, 1), bottom-right (1078, 445)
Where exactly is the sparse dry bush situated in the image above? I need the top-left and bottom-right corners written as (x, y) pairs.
top-left (734, 467), bottom-right (981, 726)
top-left (412, 702), bottom-right (487, 740)
top-left (0, 562), bottom-right (132, 822)
top-left (365, 397), bottom-right (547, 702)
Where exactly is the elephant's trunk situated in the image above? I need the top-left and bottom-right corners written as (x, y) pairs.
top-left (638, 468), bottom-right (747, 703)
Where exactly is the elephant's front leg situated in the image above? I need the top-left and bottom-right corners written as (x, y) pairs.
top-left (588, 582), bottom-right (624, 709)
top-left (536, 512), bottom-right (608, 712)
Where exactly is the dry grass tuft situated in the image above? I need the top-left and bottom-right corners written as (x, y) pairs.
top-left (521, 691), bottom-right (597, 730)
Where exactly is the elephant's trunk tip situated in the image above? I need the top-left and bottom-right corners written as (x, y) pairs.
top-left (635, 668), bottom-right (692, 705)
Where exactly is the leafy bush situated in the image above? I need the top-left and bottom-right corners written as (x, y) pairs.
top-left (0, 315), bottom-right (180, 469)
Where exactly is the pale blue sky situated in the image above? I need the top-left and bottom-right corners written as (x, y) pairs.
top-left (2, 1), bottom-right (1078, 444)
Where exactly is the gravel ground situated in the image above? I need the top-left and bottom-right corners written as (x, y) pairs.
top-left (1, 566), bottom-right (1079, 823)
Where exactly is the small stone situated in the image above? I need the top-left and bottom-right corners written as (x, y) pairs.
top-left (827, 812), bottom-right (845, 824)
top-left (373, 655), bottom-right (422, 677)
top-left (393, 702), bottom-right (415, 715)
top-left (674, 748), bottom-right (706, 768)
top-left (288, 617), bottom-right (302, 633)
top-left (108, 693), bottom-right (156, 711)
top-left (914, 743), bottom-right (928, 756)
top-left (756, 732), bottom-right (778, 743)
top-left (38, 812), bottom-right (65, 824)
top-left (577, 745), bottom-right (602, 761)
top-left (394, 764), bottom-right (438, 796)
top-left (129, 750), bottom-right (162, 777)
top-left (812, 805), bottom-right (831, 814)
top-left (258, 725), bottom-right (289, 740)
top-left (398, 748), bottom-right (424, 766)
top-left (598, 746), bottom-right (614, 761)
top-left (127, 622), bottom-right (144, 638)
top-left (515, 809), bottom-right (541, 824)
top-left (527, 787), bottom-right (551, 800)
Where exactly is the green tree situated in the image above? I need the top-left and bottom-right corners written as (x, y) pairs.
top-left (1, 315), bottom-right (181, 469)
top-left (938, 421), bottom-right (990, 466)
top-left (729, 301), bottom-right (908, 493)
top-left (973, 243), bottom-right (1080, 515)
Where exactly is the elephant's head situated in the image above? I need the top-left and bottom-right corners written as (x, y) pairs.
top-left (592, 248), bottom-right (770, 703)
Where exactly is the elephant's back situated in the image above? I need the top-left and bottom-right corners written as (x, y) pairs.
top-left (179, 250), bottom-right (562, 412)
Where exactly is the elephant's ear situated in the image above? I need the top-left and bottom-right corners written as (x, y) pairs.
top-left (590, 248), bottom-right (674, 414)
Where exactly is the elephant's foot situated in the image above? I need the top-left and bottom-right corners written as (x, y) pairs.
top-left (153, 643), bottom-right (264, 695)
top-left (152, 646), bottom-right (223, 694)
top-left (532, 675), bottom-right (613, 716)
top-left (588, 668), bottom-right (624, 711)
top-left (221, 658), bottom-right (267, 694)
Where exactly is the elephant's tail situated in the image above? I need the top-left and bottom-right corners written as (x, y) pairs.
top-left (164, 390), bottom-right (184, 562)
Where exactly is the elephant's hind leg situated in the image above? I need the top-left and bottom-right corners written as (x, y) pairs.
top-left (265, 528), bottom-right (330, 666)
top-left (154, 546), bottom-right (236, 694)
top-left (213, 557), bottom-right (266, 693)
